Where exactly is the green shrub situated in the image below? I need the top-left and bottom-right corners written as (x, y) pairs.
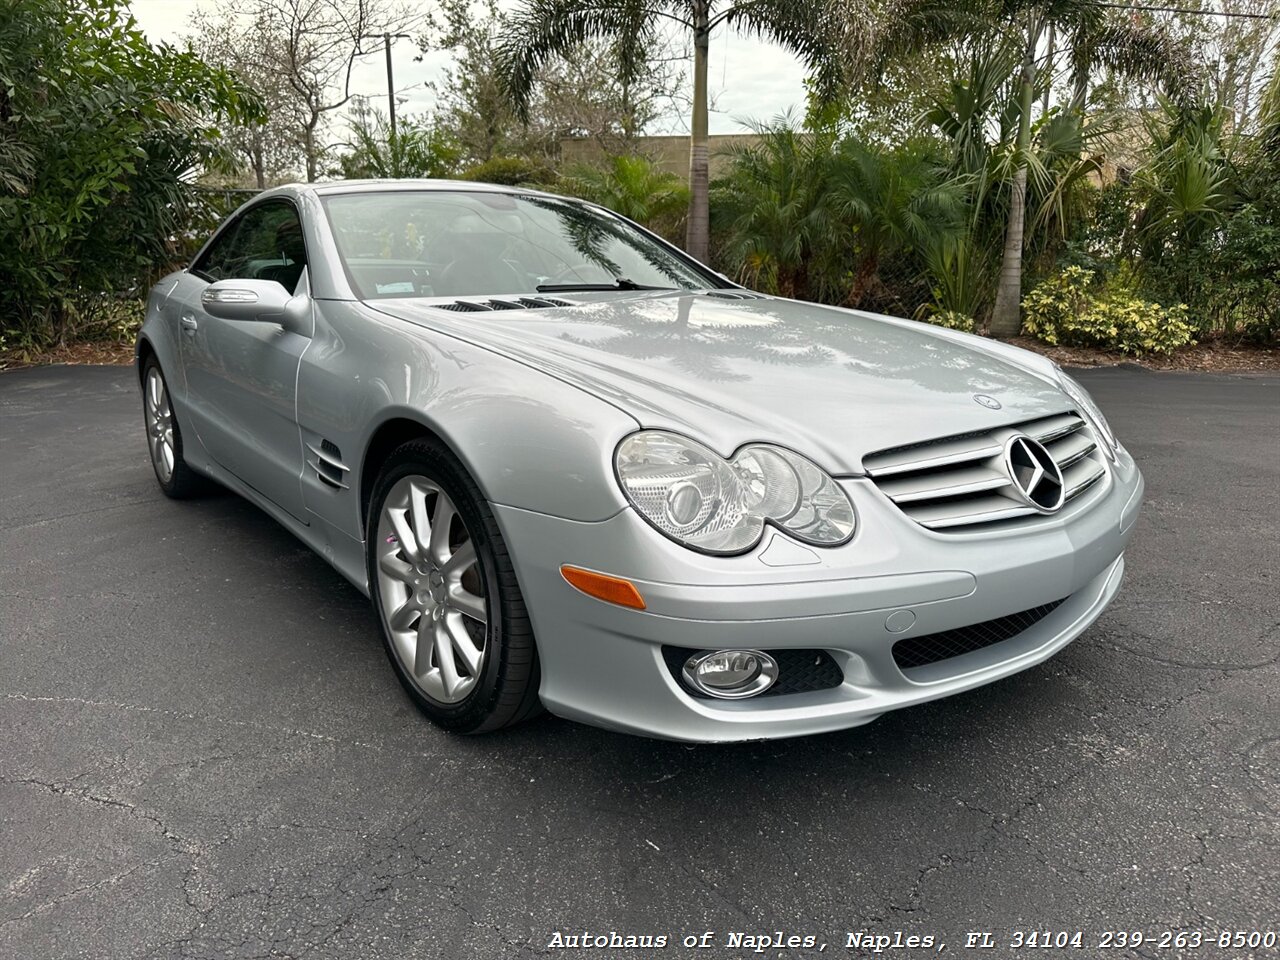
top-left (0, 0), bottom-right (258, 348)
top-left (556, 156), bottom-right (688, 238)
top-left (458, 155), bottom-right (556, 186)
top-left (1022, 266), bottom-right (1195, 355)
top-left (1204, 201), bottom-right (1280, 342)
top-left (66, 296), bottom-right (146, 343)
top-left (917, 308), bottom-right (976, 332)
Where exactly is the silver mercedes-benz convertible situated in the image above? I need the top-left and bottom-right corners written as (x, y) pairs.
top-left (136, 179), bottom-right (1143, 741)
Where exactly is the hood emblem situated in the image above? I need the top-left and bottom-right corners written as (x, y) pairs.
top-left (973, 394), bottom-right (1001, 410)
top-left (1003, 436), bottom-right (1065, 512)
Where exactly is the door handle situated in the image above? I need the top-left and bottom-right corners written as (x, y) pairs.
top-left (180, 314), bottom-right (198, 333)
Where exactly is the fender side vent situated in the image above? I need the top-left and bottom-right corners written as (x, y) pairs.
top-left (306, 439), bottom-right (350, 490)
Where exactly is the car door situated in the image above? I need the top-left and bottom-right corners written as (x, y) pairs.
top-left (177, 199), bottom-right (313, 522)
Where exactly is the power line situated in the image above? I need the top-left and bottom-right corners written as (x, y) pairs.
top-left (1093, 1), bottom-right (1280, 18)
top-left (359, 32), bottom-right (413, 136)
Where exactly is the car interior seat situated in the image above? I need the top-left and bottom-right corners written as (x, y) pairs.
top-left (432, 232), bottom-right (526, 297)
top-left (256, 220), bottom-right (308, 294)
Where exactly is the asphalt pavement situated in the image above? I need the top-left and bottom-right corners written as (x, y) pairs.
top-left (0, 363), bottom-right (1277, 960)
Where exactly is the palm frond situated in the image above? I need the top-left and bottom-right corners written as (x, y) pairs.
top-left (496, 0), bottom-right (660, 121)
top-left (719, 0), bottom-right (837, 90)
top-left (1070, 15), bottom-right (1203, 108)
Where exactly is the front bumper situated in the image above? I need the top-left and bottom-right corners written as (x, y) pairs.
top-left (494, 447), bottom-right (1144, 742)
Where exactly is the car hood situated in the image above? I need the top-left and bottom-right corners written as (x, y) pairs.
top-left (367, 292), bottom-right (1069, 474)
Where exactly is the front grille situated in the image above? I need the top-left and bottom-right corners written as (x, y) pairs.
top-left (661, 646), bottom-right (843, 699)
top-left (892, 599), bottom-right (1067, 671)
top-left (863, 412), bottom-right (1107, 531)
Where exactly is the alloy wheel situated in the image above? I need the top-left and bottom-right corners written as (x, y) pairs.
top-left (375, 476), bottom-right (489, 704)
top-left (144, 367), bottom-right (175, 483)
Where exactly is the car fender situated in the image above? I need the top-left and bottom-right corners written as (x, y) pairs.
top-left (295, 300), bottom-right (641, 543)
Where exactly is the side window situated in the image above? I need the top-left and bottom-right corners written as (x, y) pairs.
top-left (192, 218), bottom-right (244, 283)
top-left (193, 202), bottom-right (309, 294)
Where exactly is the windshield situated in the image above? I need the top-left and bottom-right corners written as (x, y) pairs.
top-left (321, 190), bottom-right (717, 300)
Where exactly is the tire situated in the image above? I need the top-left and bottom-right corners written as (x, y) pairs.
top-left (366, 438), bottom-right (542, 734)
top-left (141, 357), bottom-right (210, 499)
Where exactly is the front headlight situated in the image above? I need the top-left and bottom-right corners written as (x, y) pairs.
top-left (1057, 369), bottom-right (1119, 459)
top-left (615, 431), bottom-right (855, 555)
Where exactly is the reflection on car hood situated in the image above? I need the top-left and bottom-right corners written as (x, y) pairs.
top-left (367, 292), bottom-right (1069, 473)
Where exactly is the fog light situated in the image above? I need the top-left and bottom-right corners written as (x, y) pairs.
top-left (682, 649), bottom-right (778, 699)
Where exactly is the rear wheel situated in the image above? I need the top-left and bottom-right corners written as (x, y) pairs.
top-left (367, 439), bottom-right (541, 733)
top-left (141, 358), bottom-right (208, 499)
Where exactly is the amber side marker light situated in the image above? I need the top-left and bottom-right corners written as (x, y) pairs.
top-left (560, 565), bottom-right (647, 610)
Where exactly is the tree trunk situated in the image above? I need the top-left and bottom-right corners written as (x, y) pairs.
top-left (847, 255), bottom-right (878, 307)
top-left (989, 30), bottom-right (1038, 339)
top-left (685, 0), bottom-right (711, 263)
top-left (304, 112), bottom-right (320, 182)
top-left (252, 146), bottom-right (266, 190)
top-left (1070, 65), bottom-right (1088, 114)
top-left (1041, 23), bottom-right (1054, 115)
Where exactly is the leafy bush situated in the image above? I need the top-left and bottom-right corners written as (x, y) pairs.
top-left (336, 123), bottom-right (461, 181)
top-left (66, 296), bottom-right (147, 343)
top-left (1200, 200), bottom-right (1280, 343)
top-left (1022, 266), bottom-right (1195, 355)
top-left (916, 308), bottom-right (976, 332)
top-left (712, 122), bottom-right (963, 307)
top-left (0, 0), bottom-right (257, 347)
top-left (556, 155), bottom-right (688, 238)
top-left (458, 155), bottom-right (557, 186)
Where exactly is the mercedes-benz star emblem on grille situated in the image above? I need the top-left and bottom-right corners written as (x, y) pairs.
top-left (1003, 435), bottom-right (1065, 512)
top-left (973, 394), bottom-right (1001, 409)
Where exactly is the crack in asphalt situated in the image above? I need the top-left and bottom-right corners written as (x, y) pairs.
top-left (884, 624), bottom-right (1278, 919)
top-left (0, 692), bottom-right (445, 761)
top-left (0, 776), bottom-right (204, 930)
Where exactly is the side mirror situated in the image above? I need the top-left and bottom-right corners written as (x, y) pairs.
top-left (201, 278), bottom-right (310, 335)
top-left (201, 279), bottom-right (295, 323)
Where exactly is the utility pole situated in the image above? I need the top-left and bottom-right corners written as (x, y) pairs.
top-left (362, 32), bottom-right (412, 136)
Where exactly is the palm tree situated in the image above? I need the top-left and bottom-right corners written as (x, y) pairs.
top-left (713, 120), bottom-right (968, 308)
top-left (496, 0), bottom-right (835, 263)
top-left (712, 123), bottom-right (841, 299)
top-left (982, 0), bottom-right (1199, 337)
top-left (1131, 98), bottom-right (1237, 303)
top-left (828, 137), bottom-right (968, 306)
top-left (557, 154), bottom-right (690, 230)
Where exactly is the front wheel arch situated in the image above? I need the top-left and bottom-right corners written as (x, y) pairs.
top-left (135, 336), bottom-right (157, 389)
top-left (359, 416), bottom-right (479, 536)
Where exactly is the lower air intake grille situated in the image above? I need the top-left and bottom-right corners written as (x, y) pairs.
top-left (891, 598), bottom-right (1068, 671)
top-left (662, 646), bottom-right (843, 699)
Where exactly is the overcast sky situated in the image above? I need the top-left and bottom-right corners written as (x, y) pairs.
top-left (127, 0), bottom-right (809, 135)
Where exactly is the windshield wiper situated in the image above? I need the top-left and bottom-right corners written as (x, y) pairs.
top-left (536, 277), bottom-right (677, 293)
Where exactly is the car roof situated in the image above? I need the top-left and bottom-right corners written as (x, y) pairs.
top-left (258, 179), bottom-right (569, 202)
